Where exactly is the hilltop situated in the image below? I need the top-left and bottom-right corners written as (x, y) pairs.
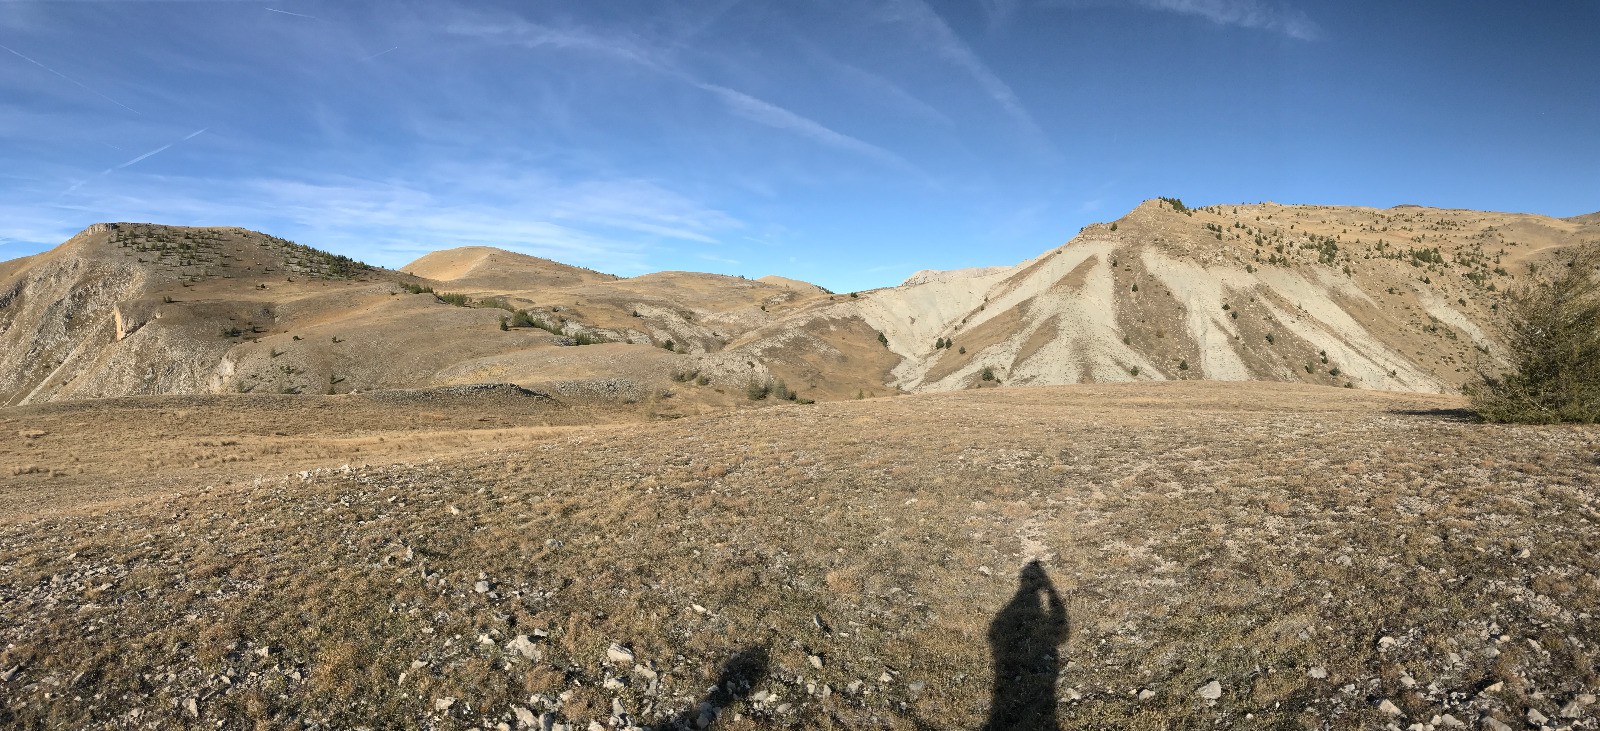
top-left (3, 202), bottom-right (1598, 729)
top-left (2, 200), bottom-right (1596, 411)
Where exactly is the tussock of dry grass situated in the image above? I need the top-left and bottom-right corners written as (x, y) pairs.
top-left (1, 382), bottom-right (1598, 729)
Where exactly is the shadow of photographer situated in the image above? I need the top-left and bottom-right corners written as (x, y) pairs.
top-left (982, 559), bottom-right (1069, 731)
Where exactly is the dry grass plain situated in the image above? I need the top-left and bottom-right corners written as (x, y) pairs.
top-left (2, 382), bottom-right (1598, 730)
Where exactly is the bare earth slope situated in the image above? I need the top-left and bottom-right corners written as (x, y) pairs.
top-left (2, 383), bottom-right (1597, 729)
top-left (3, 201), bottom-right (1595, 408)
top-left (842, 200), bottom-right (1600, 394)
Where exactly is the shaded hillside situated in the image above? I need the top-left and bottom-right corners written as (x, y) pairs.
top-left (0, 224), bottom-right (839, 410)
top-left (3, 200), bottom-right (1595, 407)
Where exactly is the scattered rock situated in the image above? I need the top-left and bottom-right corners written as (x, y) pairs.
top-left (1479, 715), bottom-right (1512, 731)
top-left (807, 654), bottom-right (824, 670)
top-left (184, 697), bottom-right (199, 718)
top-left (508, 634), bottom-right (541, 660)
top-left (434, 697), bottom-right (456, 712)
top-left (1527, 708), bottom-right (1548, 725)
top-left (1480, 681), bottom-right (1505, 696)
top-left (1378, 699), bottom-right (1402, 716)
top-left (1308, 666), bottom-right (1328, 679)
top-left (1138, 688), bottom-right (1156, 701)
top-left (1196, 680), bottom-right (1222, 700)
top-left (1560, 694), bottom-right (1596, 718)
top-left (514, 706), bottom-right (537, 726)
top-left (0, 665), bottom-right (17, 682)
top-left (1438, 714), bottom-right (1466, 728)
top-left (606, 643), bottom-right (635, 665)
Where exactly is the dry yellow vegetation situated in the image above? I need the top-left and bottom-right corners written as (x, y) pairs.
top-left (2, 382), bottom-right (1597, 729)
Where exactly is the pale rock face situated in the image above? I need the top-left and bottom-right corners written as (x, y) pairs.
top-left (3, 203), bottom-right (1593, 405)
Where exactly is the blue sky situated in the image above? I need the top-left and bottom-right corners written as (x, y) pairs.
top-left (2, 0), bottom-right (1596, 291)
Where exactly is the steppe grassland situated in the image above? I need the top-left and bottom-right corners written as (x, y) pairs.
top-left (1, 383), bottom-right (1598, 729)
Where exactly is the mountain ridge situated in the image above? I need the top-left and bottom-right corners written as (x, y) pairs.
top-left (3, 200), bottom-right (1593, 408)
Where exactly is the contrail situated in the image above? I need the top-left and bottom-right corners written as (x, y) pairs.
top-left (359, 46), bottom-right (398, 61)
top-left (0, 42), bottom-right (140, 115)
top-left (264, 7), bottom-right (318, 19)
top-left (111, 143), bottom-right (175, 171)
top-left (59, 127), bottom-right (210, 197)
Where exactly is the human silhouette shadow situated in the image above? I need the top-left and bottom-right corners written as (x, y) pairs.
top-left (983, 560), bottom-right (1069, 731)
top-left (657, 645), bottom-right (769, 730)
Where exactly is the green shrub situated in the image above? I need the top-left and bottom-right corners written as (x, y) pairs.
top-left (877, 332), bottom-right (888, 347)
top-left (746, 379), bottom-right (771, 400)
top-left (980, 366), bottom-right (995, 382)
top-left (1472, 246), bottom-right (1600, 423)
top-left (1178, 359), bottom-right (1189, 371)
top-left (401, 283), bottom-right (434, 295)
top-left (436, 292), bottom-right (470, 307)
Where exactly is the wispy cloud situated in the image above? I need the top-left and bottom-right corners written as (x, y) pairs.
top-left (0, 42), bottom-right (140, 115)
top-left (694, 82), bottom-right (915, 172)
top-left (359, 47), bottom-right (398, 62)
top-left (60, 127), bottom-right (208, 196)
top-left (449, 17), bottom-right (913, 171)
top-left (8, 163), bottom-right (745, 276)
top-left (877, 0), bottom-right (1051, 153)
top-left (263, 8), bottom-right (318, 20)
top-left (1137, 0), bottom-right (1319, 39)
top-left (1054, 0), bottom-right (1321, 40)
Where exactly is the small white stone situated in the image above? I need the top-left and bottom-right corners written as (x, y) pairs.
top-left (807, 655), bottom-right (824, 670)
top-left (508, 635), bottom-right (541, 660)
top-left (1308, 666), bottom-right (1328, 679)
top-left (1378, 699), bottom-right (1402, 716)
top-left (434, 697), bottom-right (456, 712)
top-left (1527, 708), bottom-right (1548, 724)
top-left (1196, 680), bottom-right (1222, 700)
top-left (1479, 716), bottom-right (1512, 731)
top-left (606, 643), bottom-right (635, 665)
top-left (1138, 688), bottom-right (1156, 701)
